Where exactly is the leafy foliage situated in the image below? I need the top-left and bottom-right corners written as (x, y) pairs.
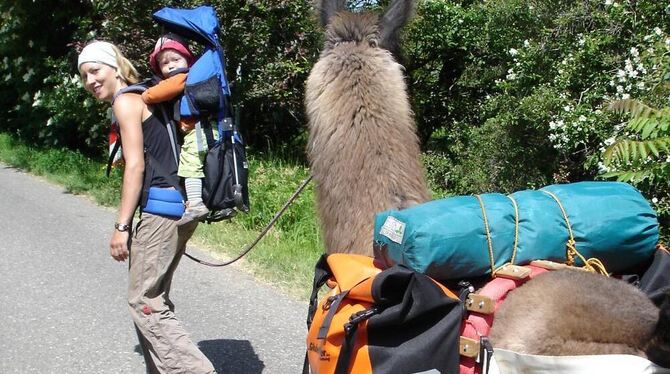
top-left (1, 0), bottom-right (669, 227)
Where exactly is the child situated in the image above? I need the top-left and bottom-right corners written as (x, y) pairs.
top-left (142, 34), bottom-right (209, 225)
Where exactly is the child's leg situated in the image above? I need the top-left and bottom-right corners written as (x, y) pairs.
top-left (184, 177), bottom-right (203, 205)
top-left (177, 126), bottom-right (209, 225)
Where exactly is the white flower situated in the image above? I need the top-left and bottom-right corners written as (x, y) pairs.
top-left (604, 137), bottom-right (616, 146)
top-left (616, 85), bottom-right (624, 93)
top-left (666, 38), bottom-right (670, 46)
top-left (595, 109), bottom-right (603, 115)
top-left (549, 121), bottom-right (557, 130)
top-left (578, 115), bottom-right (587, 122)
top-left (605, 0), bottom-right (613, 4)
top-left (556, 120), bottom-right (565, 127)
top-left (630, 47), bottom-right (639, 57)
top-left (654, 27), bottom-right (663, 36)
top-left (621, 93), bottom-right (630, 99)
top-left (624, 59), bottom-right (634, 72)
top-left (617, 69), bottom-right (627, 78)
top-left (637, 82), bottom-right (646, 89)
top-left (578, 38), bottom-right (585, 46)
top-left (509, 48), bottom-right (518, 56)
top-left (597, 162), bottom-right (610, 173)
top-left (46, 118), bottom-right (53, 127)
top-left (652, 197), bottom-right (659, 204)
top-left (524, 40), bottom-right (530, 48)
top-left (564, 105), bottom-right (572, 112)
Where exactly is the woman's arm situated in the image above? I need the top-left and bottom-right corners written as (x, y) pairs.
top-left (109, 93), bottom-right (146, 262)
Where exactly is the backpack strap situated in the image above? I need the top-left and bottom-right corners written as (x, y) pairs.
top-left (106, 137), bottom-right (122, 177)
top-left (106, 83), bottom-right (150, 176)
top-left (111, 83), bottom-right (148, 106)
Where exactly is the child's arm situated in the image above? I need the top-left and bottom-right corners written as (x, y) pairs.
top-left (141, 73), bottom-right (187, 104)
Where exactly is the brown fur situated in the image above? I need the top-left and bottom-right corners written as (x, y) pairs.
top-left (490, 270), bottom-right (660, 358)
top-left (306, 2), bottom-right (429, 255)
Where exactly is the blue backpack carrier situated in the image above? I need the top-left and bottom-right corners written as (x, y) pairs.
top-left (153, 6), bottom-right (250, 222)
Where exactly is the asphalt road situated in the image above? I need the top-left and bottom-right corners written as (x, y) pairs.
top-left (0, 164), bottom-right (308, 373)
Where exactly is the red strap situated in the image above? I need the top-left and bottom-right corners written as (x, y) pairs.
top-left (459, 265), bottom-right (549, 374)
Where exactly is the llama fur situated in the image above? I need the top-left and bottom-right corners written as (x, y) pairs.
top-left (489, 269), bottom-right (669, 362)
top-left (305, 2), bottom-right (430, 256)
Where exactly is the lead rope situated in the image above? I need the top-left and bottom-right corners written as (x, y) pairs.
top-left (542, 190), bottom-right (609, 276)
top-left (184, 175), bottom-right (313, 267)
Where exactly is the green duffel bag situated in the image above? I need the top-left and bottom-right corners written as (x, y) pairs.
top-left (374, 181), bottom-right (659, 280)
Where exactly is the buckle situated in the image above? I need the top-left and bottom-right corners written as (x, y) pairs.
top-left (493, 264), bottom-right (531, 280)
top-left (465, 293), bottom-right (495, 314)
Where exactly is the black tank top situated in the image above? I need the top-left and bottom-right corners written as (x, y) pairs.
top-left (142, 112), bottom-right (179, 189)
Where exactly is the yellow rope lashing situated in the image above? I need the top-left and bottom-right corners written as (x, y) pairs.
top-left (475, 195), bottom-right (496, 275)
top-left (506, 195), bottom-right (520, 265)
top-left (542, 190), bottom-right (609, 276)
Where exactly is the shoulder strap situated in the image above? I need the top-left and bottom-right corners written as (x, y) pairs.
top-left (111, 83), bottom-right (148, 106)
top-left (110, 81), bottom-right (179, 168)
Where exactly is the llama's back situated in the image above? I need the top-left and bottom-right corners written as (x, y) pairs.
top-left (306, 43), bottom-right (430, 255)
top-left (490, 269), bottom-right (659, 356)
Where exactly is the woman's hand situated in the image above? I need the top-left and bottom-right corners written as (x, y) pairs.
top-left (110, 229), bottom-right (130, 262)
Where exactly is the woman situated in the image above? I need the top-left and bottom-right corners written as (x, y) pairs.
top-left (78, 41), bottom-right (215, 374)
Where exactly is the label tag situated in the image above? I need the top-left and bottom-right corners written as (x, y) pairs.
top-left (379, 216), bottom-right (406, 244)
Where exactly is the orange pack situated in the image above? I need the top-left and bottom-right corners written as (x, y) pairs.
top-left (305, 254), bottom-right (462, 374)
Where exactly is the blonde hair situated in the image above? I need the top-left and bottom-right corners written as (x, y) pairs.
top-left (78, 41), bottom-right (140, 85)
top-left (110, 44), bottom-right (140, 84)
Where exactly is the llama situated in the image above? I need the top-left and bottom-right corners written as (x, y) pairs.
top-left (306, 0), bottom-right (670, 366)
top-left (305, 0), bottom-right (431, 256)
top-left (489, 269), bottom-right (670, 366)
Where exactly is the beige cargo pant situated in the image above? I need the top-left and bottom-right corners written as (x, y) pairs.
top-left (128, 212), bottom-right (216, 374)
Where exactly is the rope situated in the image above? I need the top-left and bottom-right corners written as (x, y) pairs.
top-left (542, 190), bottom-right (609, 276)
top-left (184, 175), bottom-right (313, 267)
top-left (475, 195), bottom-right (496, 275)
top-left (506, 195), bottom-right (520, 265)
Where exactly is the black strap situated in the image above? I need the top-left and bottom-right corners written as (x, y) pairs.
top-left (335, 323), bottom-right (359, 374)
top-left (317, 291), bottom-right (350, 339)
top-left (479, 336), bottom-right (494, 374)
top-left (302, 254), bottom-right (332, 374)
top-left (307, 254), bottom-right (332, 328)
top-left (106, 137), bottom-right (122, 177)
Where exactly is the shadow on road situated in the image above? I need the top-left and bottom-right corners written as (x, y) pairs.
top-left (133, 339), bottom-right (265, 373)
top-left (199, 339), bottom-right (265, 374)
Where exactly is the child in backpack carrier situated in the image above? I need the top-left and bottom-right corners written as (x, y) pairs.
top-left (142, 34), bottom-right (211, 225)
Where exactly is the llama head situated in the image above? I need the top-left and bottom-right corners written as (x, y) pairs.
top-left (315, 0), bottom-right (416, 58)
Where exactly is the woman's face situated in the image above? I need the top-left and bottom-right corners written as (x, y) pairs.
top-left (80, 62), bottom-right (119, 102)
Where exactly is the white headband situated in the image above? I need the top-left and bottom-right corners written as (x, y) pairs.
top-left (77, 41), bottom-right (119, 71)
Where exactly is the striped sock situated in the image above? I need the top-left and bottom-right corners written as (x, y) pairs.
top-left (185, 177), bottom-right (203, 205)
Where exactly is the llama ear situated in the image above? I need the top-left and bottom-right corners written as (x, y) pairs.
top-left (316, 0), bottom-right (347, 27)
top-left (379, 0), bottom-right (416, 52)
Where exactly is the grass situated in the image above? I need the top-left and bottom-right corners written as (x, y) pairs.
top-left (0, 133), bottom-right (323, 300)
